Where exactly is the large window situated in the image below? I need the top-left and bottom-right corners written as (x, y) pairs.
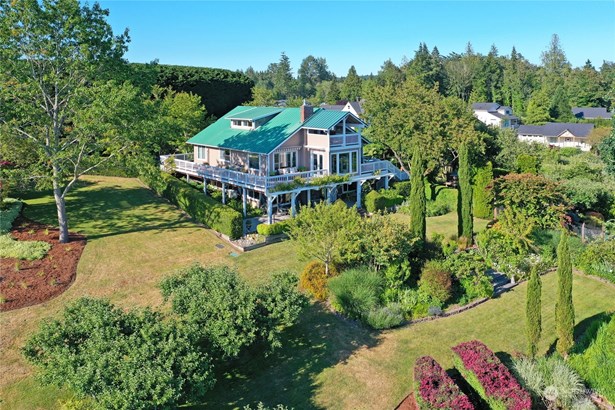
top-left (330, 151), bottom-right (358, 175)
top-left (273, 153), bottom-right (280, 170)
top-left (339, 153), bottom-right (350, 174)
top-left (351, 152), bottom-right (358, 173)
top-left (248, 153), bottom-right (259, 170)
top-left (285, 152), bottom-right (297, 168)
top-left (312, 153), bottom-right (323, 171)
top-left (223, 149), bottom-right (231, 162)
top-left (197, 146), bottom-right (208, 161)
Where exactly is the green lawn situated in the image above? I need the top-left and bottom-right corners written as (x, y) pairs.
top-left (2, 176), bottom-right (614, 409)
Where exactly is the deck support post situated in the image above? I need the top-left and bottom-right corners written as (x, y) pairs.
top-left (203, 180), bottom-right (207, 196)
top-left (186, 174), bottom-right (190, 183)
top-left (307, 189), bottom-right (311, 207)
top-left (242, 189), bottom-right (247, 217)
top-left (222, 183), bottom-right (226, 204)
top-left (356, 181), bottom-right (363, 209)
top-left (291, 191), bottom-right (298, 217)
top-left (267, 195), bottom-right (275, 224)
top-left (384, 176), bottom-right (389, 189)
top-left (326, 185), bottom-right (337, 203)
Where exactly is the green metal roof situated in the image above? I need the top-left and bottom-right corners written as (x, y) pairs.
top-left (302, 109), bottom-right (349, 130)
top-left (187, 106), bottom-right (361, 154)
top-left (188, 106), bottom-right (305, 154)
top-left (225, 106), bottom-right (283, 121)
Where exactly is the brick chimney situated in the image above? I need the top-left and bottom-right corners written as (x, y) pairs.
top-left (300, 99), bottom-right (313, 122)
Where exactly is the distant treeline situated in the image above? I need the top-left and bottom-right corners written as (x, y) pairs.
top-left (131, 63), bottom-right (254, 118)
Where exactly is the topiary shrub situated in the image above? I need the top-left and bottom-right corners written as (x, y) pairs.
top-left (328, 267), bottom-right (384, 320)
top-left (364, 189), bottom-right (403, 213)
top-left (418, 260), bottom-right (453, 304)
top-left (256, 221), bottom-right (289, 237)
top-left (299, 261), bottom-right (338, 301)
top-left (425, 201), bottom-right (451, 217)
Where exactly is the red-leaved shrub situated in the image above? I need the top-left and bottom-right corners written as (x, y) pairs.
top-left (414, 356), bottom-right (474, 409)
top-left (452, 340), bottom-right (531, 410)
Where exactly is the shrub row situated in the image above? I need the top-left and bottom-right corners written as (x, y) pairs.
top-left (414, 356), bottom-right (474, 410)
top-left (0, 198), bottom-right (22, 233)
top-left (364, 189), bottom-right (403, 213)
top-left (256, 221), bottom-right (289, 236)
top-left (141, 170), bottom-right (243, 239)
top-left (452, 341), bottom-right (531, 410)
top-left (0, 234), bottom-right (51, 260)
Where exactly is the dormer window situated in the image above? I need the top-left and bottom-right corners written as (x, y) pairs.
top-left (231, 119), bottom-right (253, 129)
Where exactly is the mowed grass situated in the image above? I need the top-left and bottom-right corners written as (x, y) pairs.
top-left (2, 176), bottom-right (614, 409)
top-left (0, 176), bottom-right (301, 407)
top-left (393, 211), bottom-right (490, 239)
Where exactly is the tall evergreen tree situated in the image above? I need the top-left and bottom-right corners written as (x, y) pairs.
top-left (272, 52), bottom-right (295, 99)
top-left (526, 265), bottom-right (542, 357)
top-left (457, 141), bottom-right (473, 244)
top-left (555, 231), bottom-right (575, 357)
top-left (525, 87), bottom-right (552, 124)
top-left (473, 161), bottom-right (494, 219)
top-left (409, 143), bottom-right (427, 241)
top-left (341, 65), bottom-right (362, 101)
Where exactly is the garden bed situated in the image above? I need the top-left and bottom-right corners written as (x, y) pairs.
top-left (0, 218), bottom-right (86, 311)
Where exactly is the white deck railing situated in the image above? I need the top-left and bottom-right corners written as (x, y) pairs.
top-left (360, 159), bottom-right (409, 180)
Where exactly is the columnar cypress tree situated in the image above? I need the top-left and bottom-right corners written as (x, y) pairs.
top-left (556, 231), bottom-right (575, 357)
top-left (473, 162), bottom-right (494, 219)
top-left (526, 266), bottom-right (542, 357)
top-left (457, 142), bottom-right (474, 244)
top-left (409, 144), bottom-right (426, 241)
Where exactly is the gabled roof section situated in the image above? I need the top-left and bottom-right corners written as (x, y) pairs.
top-left (472, 102), bottom-right (500, 111)
top-left (518, 123), bottom-right (594, 138)
top-left (225, 106), bottom-right (283, 121)
top-left (302, 109), bottom-right (349, 130)
top-left (188, 106), bottom-right (304, 154)
top-left (572, 107), bottom-right (612, 119)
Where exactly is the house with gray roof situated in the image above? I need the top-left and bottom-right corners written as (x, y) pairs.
top-left (320, 100), bottom-right (364, 118)
top-left (160, 102), bottom-right (407, 225)
top-left (517, 122), bottom-right (594, 151)
top-left (572, 107), bottom-right (613, 120)
top-left (472, 102), bottom-right (519, 128)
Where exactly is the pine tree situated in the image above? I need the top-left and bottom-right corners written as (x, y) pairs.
top-left (409, 144), bottom-right (426, 241)
top-left (556, 231), bottom-right (575, 357)
top-left (341, 65), bottom-right (362, 102)
top-left (457, 141), bottom-right (473, 245)
top-left (526, 266), bottom-right (542, 357)
top-left (473, 162), bottom-right (494, 219)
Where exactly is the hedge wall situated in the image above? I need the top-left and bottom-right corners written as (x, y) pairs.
top-left (146, 64), bottom-right (254, 118)
top-left (364, 190), bottom-right (404, 213)
top-left (256, 221), bottom-right (289, 236)
top-left (141, 170), bottom-right (243, 239)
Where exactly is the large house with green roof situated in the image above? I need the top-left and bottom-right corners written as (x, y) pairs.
top-left (161, 102), bottom-right (407, 225)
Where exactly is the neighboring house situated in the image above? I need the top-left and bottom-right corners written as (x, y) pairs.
top-left (320, 99), bottom-right (364, 117)
top-left (472, 103), bottom-right (519, 128)
top-left (161, 103), bottom-right (407, 224)
top-left (571, 107), bottom-right (613, 120)
top-left (517, 123), bottom-right (594, 151)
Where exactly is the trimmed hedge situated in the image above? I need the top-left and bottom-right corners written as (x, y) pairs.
top-left (141, 170), bottom-right (243, 239)
top-left (364, 189), bottom-right (403, 213)
top-left (0, 198), bottom-right (22, 234)
top-left (452, 340), bottom-right (531, 410)
top-left (256, 221), bottom-right (289, 236)
top-left (414, 356), bottom-right (474, 410)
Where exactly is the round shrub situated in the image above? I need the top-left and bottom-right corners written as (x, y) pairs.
top-left (365, 303), bottom-right (405, 329)
top-left (419, 260), bottom-right (453, 304)
top-left (299, 261), bottom-right (338, 301)
top-left (328, 267), bottom-right (384, 320)
top-left (256, 221), bottom-right (289, 236)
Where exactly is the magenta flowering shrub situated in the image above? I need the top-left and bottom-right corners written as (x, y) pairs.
top-left (452, 341), bottom-right (531, 410)
top-left (413, 356), bottom-right (474, 410)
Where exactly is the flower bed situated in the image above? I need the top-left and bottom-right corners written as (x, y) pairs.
top-left (414, 356), bottom-right (473, 409)
top-left (452, 341), bottom-right (531, 410)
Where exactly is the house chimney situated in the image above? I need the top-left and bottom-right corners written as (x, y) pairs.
top-left (300, 99), bottom-right (313, 122)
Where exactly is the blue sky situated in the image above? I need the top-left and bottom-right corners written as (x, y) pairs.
top-left (98, 1), bottom-right (615, 76)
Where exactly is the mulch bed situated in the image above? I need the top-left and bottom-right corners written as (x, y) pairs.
top-left (0, 218), bottom-right (86, 312)
top-left (395, 393), bottom-right (418, 410)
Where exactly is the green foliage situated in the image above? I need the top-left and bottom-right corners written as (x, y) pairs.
top-left (140, 168), bottom-right (243, 239)
top-left (160, 264), bottom-right (306, 358)
top-left (328, 267), bottom-right (384, 321)
top-left (410, 144), bottom-right (427, 240)
top-left (0, 234), bottom-right (51, 260)
top-left (0, 198), bottom-right (22, 233)
top-left (457, 142), bottom-right (473, 244)
top-left (556, 232), bottom-right (575, 357)
top-left (22, 298), bottom-right (214, 410)
top-left (153, 64), bottom-right (253, 118)
top-left (256, 221), bottom-right (289, 236)
top-left (599, 123), bottom-right (615, 175)
top-left (526, 266), bottom-right (542, 357)
top-left (419, 260), bottom-right (453, 304)
top-left (492, 173), bottom-right (568, 228)
top-left (392, 181), bottom-right (412, 197)
top-left (577, 239), bottom-right (615, 283)
top-left (425, 201), bottom-right (451, 217)
top-left (516, 154), bottom-right (539, 174)
top-left (300, 261), bottom-right (339, 301)
top-left (512, 355), bottom-right (588, 409)
top-left (340, 65), bottom-right (362, 101)
top-left (364, 189), bottom-right (403, 213)
top-left (288, 201), bottom-right (362, 275)
top-left (445, 250), bottom-right (494, 301)
top-left (569, 314), bottom-right (615, 402)
top-left (473, 162), bottom-right (494, 219)
top-left (365, 304), bottom-right (405, 330)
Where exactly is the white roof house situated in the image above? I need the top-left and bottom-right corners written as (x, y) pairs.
top-left (472, 103), bottom-right (519, 129)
